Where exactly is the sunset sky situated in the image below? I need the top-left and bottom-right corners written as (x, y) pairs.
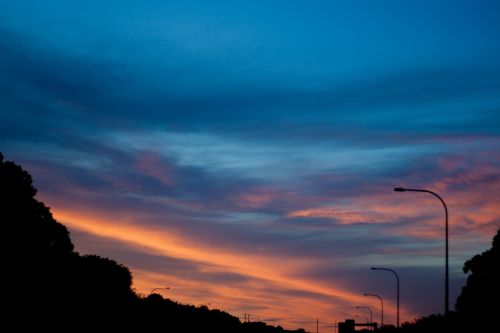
top-left (1, 1), bottom-right (500, 331)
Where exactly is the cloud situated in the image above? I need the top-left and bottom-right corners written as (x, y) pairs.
top-left (1, 25), bottom-right (499, 150)
top-left (64, 213), bottom-right (387, 327)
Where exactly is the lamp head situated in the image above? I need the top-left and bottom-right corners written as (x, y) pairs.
top-left (394, 187), bottom-right (406, 192)
top-left (370, 267), bottom-right (377, 270)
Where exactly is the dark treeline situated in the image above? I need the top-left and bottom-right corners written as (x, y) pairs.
top-left (0, 152), bottom-right (304, 333)
top-left (1, 152), bottom-right (498, 332)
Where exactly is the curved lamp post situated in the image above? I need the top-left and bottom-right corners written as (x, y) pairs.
top-left (150, 287), bottom-right (170, 294)
top-left (364, 293), bottom-right (384, 327)
top-left (394, 187), bottom-right (449, 315)
top-left (371, 267), bottom-right (399, 327)
top-left (355, 306), bottom-right (373, 324)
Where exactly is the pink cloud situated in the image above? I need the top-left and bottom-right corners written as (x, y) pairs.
top-left (287, 206), bottom-right (386, 224)
top-left (236, 190), bottom-right (279, 209)
top-left (134, 151), bottom-right (177, 187)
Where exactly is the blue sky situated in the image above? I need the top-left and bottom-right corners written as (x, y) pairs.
top-left (1, 1), bottom-right (499, 330)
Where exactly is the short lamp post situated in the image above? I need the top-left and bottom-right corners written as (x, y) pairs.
top-left (355, 306), bottom-right (373, 324)
top-left (364, 293), bottom-right (384, 327)
top-left (371, 267), bottom-right (399, 327)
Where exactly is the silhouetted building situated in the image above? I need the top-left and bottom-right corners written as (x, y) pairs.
top-left (339, 319), bottom-right (355, 333)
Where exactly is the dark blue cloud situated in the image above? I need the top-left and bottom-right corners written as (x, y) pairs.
top-left (1, 24), bottom-right (499, 150)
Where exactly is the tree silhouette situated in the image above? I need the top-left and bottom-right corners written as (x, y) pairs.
top-left (0, 152), bottom-right (73, 254)
top-left (1, 153), bottom-right (77, 327)
top-left (455, 228), bottom-right (500, 322)
top-left (73, 254), bottom-right (135, 309)
top-left (0, 153), bottom-right (136, 330)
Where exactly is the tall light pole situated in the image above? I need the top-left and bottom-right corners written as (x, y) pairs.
top-left (355, 306), bottom-right (373, 324)
top-left (371, 267), bottom-right (399, 327)
top-left (150, 287), bottom-right (170, 295)
top-left (363, 293), bottom-right (384, 327)
top-left (394, 187), bottom-right (449, 315)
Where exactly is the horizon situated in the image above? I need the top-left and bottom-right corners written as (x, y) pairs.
top-left (1, 1), bottom-right (500, 331)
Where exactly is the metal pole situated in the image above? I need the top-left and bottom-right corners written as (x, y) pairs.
top-left (355, 306), bottom-right (373, 324)
top-left (371, 267), bottom-right (399, 327)
top-left (364, 293), bottom-right (384, 327)
top-left (394, 187), bottom-right (449, 315)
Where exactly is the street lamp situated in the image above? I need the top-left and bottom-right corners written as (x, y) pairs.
top-left (371, 267), bottom-right (399, 327)
top-left (363, 293), bottom-right (384, 327)
top-left (355, 306), bottom-right (373, 324)
top-left (198, 302), bottom-right (212, 307)
top-left (150, 287), bottom-right (170, 294)
top-left (394, 187), bottom-right (449, 315)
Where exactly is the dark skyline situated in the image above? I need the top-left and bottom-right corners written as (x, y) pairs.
top-left (1, 1), bottom-right (499, 330)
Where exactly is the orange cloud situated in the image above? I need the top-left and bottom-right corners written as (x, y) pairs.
top-left (288, 157), bottom-right (500, 240)
top-left (52, 206), bottom-right (412, 329)
top-left (287, 205), bottom-right (401, 225)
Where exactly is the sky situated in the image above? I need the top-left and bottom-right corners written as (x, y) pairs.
top-left (1, 0), bottom-right (500, 330)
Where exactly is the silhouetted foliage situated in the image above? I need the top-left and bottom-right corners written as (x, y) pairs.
top-left (399, 314), bottom-right (449, 333)
top-left (1, 152), bottom-right (73, 254)
top-left (138, 294), bottom-right (242, 332)
top-left (456, 228), bottom-right (500, 313)
top-left (2, 153), bottom-right (75, 328)
top-left (242, 321), bottom-right (306, 333)
top-left (454, 228), bottom-right (500, 330)
top-left (378, 324), bottom-right (398, 333)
